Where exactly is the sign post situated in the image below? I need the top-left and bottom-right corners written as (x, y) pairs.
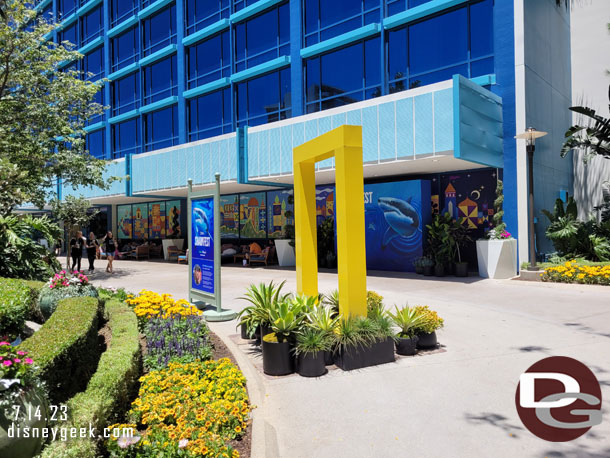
top-left (188, 173), bottom-right (236, 322)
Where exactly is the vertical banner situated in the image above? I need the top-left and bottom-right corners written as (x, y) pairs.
top-left (166, 200), bottom-right (182, 237)
top-left (148, 202), bottom-right (166, 239)
top-left (191, 197), bottom-right (215, 295)
top-left (117, 205), bottom-right (133, 239)
top-left (133, 203), bottom-right (149, 239)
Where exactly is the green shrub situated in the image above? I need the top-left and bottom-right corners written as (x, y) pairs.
top-left (19, 297), bottom-right (101, 403)
top-left (0, 278), bottom-right (45, 340)
top-left (38, 284), bottom-right (98, 319)
top-left (40, 300), bottom-right (141, 458)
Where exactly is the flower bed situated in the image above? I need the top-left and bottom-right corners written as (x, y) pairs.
top-left (38, 271), bottom-right (98, 319)
top-left (541, 260), bottom-right (610, 285)
top-left (126, 290), bottom-right (202, 329)
top-left (108, 359), bottom-right (251, 458)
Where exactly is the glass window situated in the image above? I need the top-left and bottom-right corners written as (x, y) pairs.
top-left (80, 5), bottom-right (103, 46)
top-left (88, 89), bottom-right (105, 125)
top-left (386, 0), bottom-right (433, 17)
top-left (110, 0), bottom-right (138, 27)
top-left (186, 31), bottom-right (230, 89)
top-left (59, 0), bottom-right (77, 19)
top-left (233, 0), bottom-right (258, 12)
top-left (305, 38), bottom-right (380, 113)
top-left (142, 5), bottom-right (177, 56)
top-left (82, 47), bottom-right (104, 81)
top-left (111, 72), bottom-right (140, 115)
top-left (86, 129), bottom-right (106, 159)
top-left (187, 88), bottom-right (231, 141)
top-left (387, 1), bottom-right (494, 93)
top-left (112, 118), bottom-right (140, 158)
top-left (185, 0), bottom-right (230, 35)
top-left (59, 22), bottom-right (78, 47)
top-left (143, 55), bottom-right (178, 104)
top-left (111, 27), bottom-right (139, 72)
top-left (236, 68), bottom-right (291, 127)
top-left (304, 0), bottom-right (380, 47)
top-left (234, 3), bottom-right (290, 72)
top-left (40, 4), bottom-right (53, 22)
top-left (144, 105), bottom-right (179, 151)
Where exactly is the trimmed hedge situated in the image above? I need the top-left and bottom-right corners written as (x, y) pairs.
top-left (0, 278), bottom-right (45, 340)
top-left (19, 296), bottom-right (101, 403)
top-left (40, 300), bottom-right (141, 458)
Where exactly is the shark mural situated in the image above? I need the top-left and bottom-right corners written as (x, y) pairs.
top-left (378, 197), bottom-right (421, 248)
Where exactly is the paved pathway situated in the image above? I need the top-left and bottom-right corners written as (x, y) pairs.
top-left (92, 260), bottom-right (610, 458)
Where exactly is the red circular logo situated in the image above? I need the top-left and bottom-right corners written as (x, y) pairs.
top-left (515, 356), bottom-right (602, 442)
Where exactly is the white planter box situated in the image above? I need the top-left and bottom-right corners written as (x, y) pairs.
top-left (275, 239), bottom-right (296, 267)
top-left (476, 239), bottom-right (518, 279)
top-left (162, 239), bottom-right (184, 260)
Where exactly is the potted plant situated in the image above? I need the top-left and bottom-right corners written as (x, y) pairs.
top-left (476, 180), bottom-right (518, 279)
top-left (276, 194), bottom-right (296, 267)
top-left (388, 305), bottom-right (425, 356)
top-left (0, 344), bottom-right (48, 458)
top-left (450, 219), bottom-right (472, 277)
top-left (295, 328), bottom-right (332, 377)
top-left (413, 257), bottom-right (424, 274)
top-left (426, 213), bottom-right (454, 277)
top-left (306, 305), bottom-right (340, 365)
top-left (421, 256), bottom-right (435, 276)
top-left (238, 281), bottom-right (288, 343)
top-left (413, 306), bottom-right (444, 349)
top-left (262, 299), bottom-right (306, 376)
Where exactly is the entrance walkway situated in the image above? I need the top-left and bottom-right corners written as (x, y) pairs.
top-left (92, 261), bottom-right (610, 458)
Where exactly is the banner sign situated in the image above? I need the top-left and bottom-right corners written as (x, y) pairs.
top-left (191, 197), bottom-right (215, 295)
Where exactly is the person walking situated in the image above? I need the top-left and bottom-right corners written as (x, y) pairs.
top-left (102, 231), bottom-right (116, 274)
top-left (86, 232), bottom-right (99, 273)
top-left (69, 231), bottom-right (86, 272)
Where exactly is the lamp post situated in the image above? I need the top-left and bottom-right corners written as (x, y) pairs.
top-left (515, 127), bottom-right (547, 271)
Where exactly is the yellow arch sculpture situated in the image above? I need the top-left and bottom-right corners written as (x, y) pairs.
top-left (293, 125), bottom-right (367, 317)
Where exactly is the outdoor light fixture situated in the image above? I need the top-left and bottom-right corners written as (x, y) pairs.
top-left (515, 127), bottom-right (547, 271)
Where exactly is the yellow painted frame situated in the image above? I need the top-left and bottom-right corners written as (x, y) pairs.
top-left (293, 125), bottom-right (367, 317)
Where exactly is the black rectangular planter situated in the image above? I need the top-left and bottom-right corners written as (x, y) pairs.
top-left (334, 337), bottom-right (395, 371)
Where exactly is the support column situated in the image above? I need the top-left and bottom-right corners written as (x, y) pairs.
top-left (294, 160), bottom-right (317, 297)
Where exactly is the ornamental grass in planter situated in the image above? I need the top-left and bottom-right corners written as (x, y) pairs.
top-left (305, 305), bottom-right (340, 365)
top-left (412, 306), bottom-right (444, 349)
top-left (295, 328), bottom-right (332, 377)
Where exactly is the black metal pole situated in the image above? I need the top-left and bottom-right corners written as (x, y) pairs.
top-left (527, 144), bottom-right (538, 271)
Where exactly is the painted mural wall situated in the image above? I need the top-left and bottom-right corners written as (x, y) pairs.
top-left (116, 200), bottom-right (184, 240)
top-left (267, 189), bottom-right (294, 239)
top-left (239, 192), bottom-right (267, 239)
top-left (220, 194), bottom-right (239, 238)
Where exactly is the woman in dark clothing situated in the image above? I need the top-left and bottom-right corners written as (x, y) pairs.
top-left (69, 231), bottom-right (86, 272)
top-left (86, 232), bottom-right (99, 273)
top-left (102, 231), bottom-right (116, 274)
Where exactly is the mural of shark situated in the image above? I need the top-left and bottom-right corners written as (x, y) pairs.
top-left (377, 197), bottom-right (420, 249)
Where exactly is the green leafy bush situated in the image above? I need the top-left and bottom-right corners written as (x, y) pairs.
top-left (40, 300), bottom-right (141, 458)
top-left (38, 283), bottom-right (98, 319)
top-left (19, 296), bottom-right (101, 403)
top-left (0, 278), bottom-right (45, 340)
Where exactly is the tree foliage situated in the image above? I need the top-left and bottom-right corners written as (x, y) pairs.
top-left (0, 0), bottom-right (110, 214)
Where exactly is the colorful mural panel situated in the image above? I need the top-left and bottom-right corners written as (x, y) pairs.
top-left (166, 200), bottom-right (182, 237)
top-left (364, 180), bottom-right (431, 272)
top-left (267, 189), bottom-right (294, 238)
top-left (117, 205), bottom-right (133, 240)
top-left (239, 192), bottom-right (267, 239)
top-left (220, 195), bottom-right (239, 238)
top-left (148, 202), bottom-right (166, 239)
top-left (315, 186), bottom-right (335, 226)
top-left (133, 203), bottom-right (149, 240)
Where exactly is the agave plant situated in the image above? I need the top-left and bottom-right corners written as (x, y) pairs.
top-left (291, 293), bottom-right (319, 314)
top-left (268, 299), bottom-right (307, 342)
top-left (237, 280), bottom-right (289, 336)
top-left (388, 305), bottom-right (425, 339)
top-left (321, 289), bottom-right (340, 317)
top-left (306, 305), bottom-right (340, 335)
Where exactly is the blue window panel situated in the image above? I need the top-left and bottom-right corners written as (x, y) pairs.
top-left (185, 0), bottom-right (230, 35)
top-left (234, 3), bottom-right (290, 72)
top-left (40, 4), bottom-right (53, 22)
top-left (304, 0), bottom-right (380, 46)
top-left (434, 88), bottom-right (453, 153)
top-left (112, 117), bottom-right (140, 158)
top-left (470, 57), bottom-right (494, 78)
top-left (88, 88), bottom-right (105, 125)
top-left (470, 0), bottom-right (493, 59)
top-left (187, 88), bottom-right (231, 141)
top-left (248, 131), bottom-right (258, 177)
top-left (280, 125), bottom-right (292, 174)
top-left (386, 0), bottom-right (433, 16)
top-left (142, 5), bottom-right (176, 56)
top-left (395, 97), bottom-right (413, 158)
top-left (414, 93), bottom-right (433, 155)
top-left (259, 130), bottom-right (269, 176)
top-left (59, 0), bottom-right (77, 19)
top-left (82, 46), bottom-right (104, 81)
top-left (186, 31), bottom-right (230, 89)
top-left (111, 72), bottom-right (140, 116)
top-left (143, 55), bottom-right (178, 104)
top-left (411, 64), bottom-right (467, 88)
top-left (86, 129), bottom-right (106, 159)
top-left (378, 102), bottom-right (395, 160)
top-left (362, 106), bottom-right (378, 162)
top-left (233, 0), bottom-right (260, 12)
top-left (144, 105), bottom-right (179, 151)
top-left (59, 22), bottom-right (78, 46)
top-left (236, 68), bottom-right (291, 127)
top-left (305, 37), bottom-right (380, 113)
top-left (80, 5), bottom-right (103, 46)
top-left (110, 0), bottom-right (138, 27)
top-left (111, 27), bottom-right (139, 71)
top-left (269, 128), bottom-right (281, 175)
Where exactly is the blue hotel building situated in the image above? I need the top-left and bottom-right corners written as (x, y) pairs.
top-left (38, 0), bottom-right (573, 269)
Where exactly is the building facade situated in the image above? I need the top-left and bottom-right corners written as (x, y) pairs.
top-left (37, 0), bottom-right (574, 269)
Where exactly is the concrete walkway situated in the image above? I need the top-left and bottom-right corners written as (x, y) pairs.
top-left (92, 260), bottom-right (610, 458)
